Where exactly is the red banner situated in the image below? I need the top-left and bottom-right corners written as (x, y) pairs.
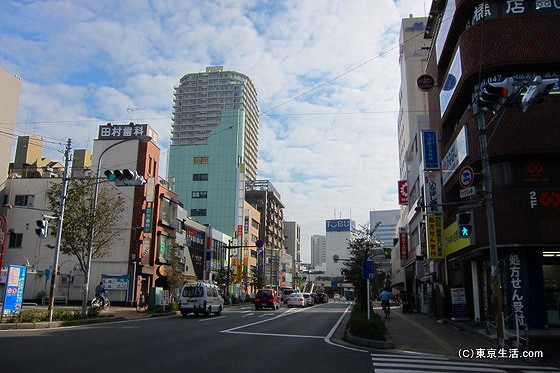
top-left (398, 180), bottom-right (408, 205)
top-left (399, 231), bottom-right (408, 260)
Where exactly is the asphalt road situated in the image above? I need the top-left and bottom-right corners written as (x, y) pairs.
top-left (0, 301), bottom-right (372, 373)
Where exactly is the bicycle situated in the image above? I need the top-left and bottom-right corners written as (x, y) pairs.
top-left (382, 300), bottom-right (390, 318)
top-left (91, 294), bottom-right (110, 311)
top-left (136, 293), bottom-right (149, 312)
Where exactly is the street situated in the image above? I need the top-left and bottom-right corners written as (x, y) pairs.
top-left (0, 301), bottom-right (372, 373)
top-left (2, 301), bottom-right (558, 373)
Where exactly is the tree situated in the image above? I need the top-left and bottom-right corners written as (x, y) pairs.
top-left (46, 178), bottom-right (126, 274)
top-left (343, 222), bottom-right (384, 311)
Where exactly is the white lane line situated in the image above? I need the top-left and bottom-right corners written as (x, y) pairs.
top-left (224, 330), bottom-right (324, 339)
top-left (324, 303), bottom-right (369, 354)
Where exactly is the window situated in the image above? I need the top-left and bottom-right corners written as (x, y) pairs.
top-left (194, 156), bottom-right (209, 164)
top-left (191, 209), bottom-right (207, 217)
top-left (192, 191), bottom-right (207, 199)
top-left (9, 233), bottom-right (23, 248)
top-left (193, 173), bottom-right (208, 181)
top-left (14, 195), bottom-right (34, 207)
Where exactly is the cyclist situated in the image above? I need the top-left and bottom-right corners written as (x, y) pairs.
top-left (95, 281), bottom-right (107, 308)
top-left (379, 288), bottom-right (392, 318)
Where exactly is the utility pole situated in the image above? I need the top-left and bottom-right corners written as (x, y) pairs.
top-left (48, 138), bottom-right (71, 323)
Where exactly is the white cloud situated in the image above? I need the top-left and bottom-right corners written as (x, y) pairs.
top-left (1, 0), bottom-right (428, 262)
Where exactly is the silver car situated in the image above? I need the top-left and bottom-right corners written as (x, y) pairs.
top-left (302, 293), bottom-right (314, 306)
top-left (286, 293), bottom-right (305, 308)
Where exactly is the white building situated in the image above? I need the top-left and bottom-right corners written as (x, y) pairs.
top-left (324, 219), bottom-right (355, 277)
top-left (310, 234), bottom-right (326, 270)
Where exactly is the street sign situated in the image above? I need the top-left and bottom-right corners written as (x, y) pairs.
top-left (459, 166), bottom-right (474, 188)
top-left (460, 186), bottom-right (476, 198)
top-left (362, 260), bottom-right (375, 279)
top-left (417, 74), bottom-right (435, 92)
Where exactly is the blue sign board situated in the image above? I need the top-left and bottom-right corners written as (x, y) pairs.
top-left (422, 130), bottom-right (440, 170)
top-left (326, 219), bottom-right (355, 232)
top-left (362, 260), bottom-right (376, 279)
top-left (2, 265), bottom-right (27, 317)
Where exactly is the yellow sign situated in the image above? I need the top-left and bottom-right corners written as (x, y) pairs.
top-left (426, 215), bottom-right (444, 259)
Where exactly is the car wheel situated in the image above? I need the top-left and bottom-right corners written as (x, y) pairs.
top-left (216, 306), bottom-right (222, 316)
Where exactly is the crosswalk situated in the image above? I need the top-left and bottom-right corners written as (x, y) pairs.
top-left (371, 353), bottom-right (560, 373)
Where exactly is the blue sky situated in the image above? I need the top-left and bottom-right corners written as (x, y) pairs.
top-left (1, 0), bottom-right (429, 262)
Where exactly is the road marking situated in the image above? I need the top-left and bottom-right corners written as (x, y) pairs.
top-left (198, 316), bottom-right (226, 322)
top-left (324, 303), bottom-right (369, 354)
top-left (224, 330), bottom-right (324, 339)
top-left (371, 353), bottom-right (560, 373)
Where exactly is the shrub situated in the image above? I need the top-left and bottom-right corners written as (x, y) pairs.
top-left (53, 308), bottom-right (81, 321)
top-left (347, 302), bottom-right (387, 341)
top-left (7, 309), bottom-right (47, 323)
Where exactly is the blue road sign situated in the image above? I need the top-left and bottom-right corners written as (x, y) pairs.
top-left (362, 260), bottom-right (375, 279)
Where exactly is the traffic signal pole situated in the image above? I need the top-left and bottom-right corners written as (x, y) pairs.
top-left (474, 96), bottom-right (505, 348)
top-left (48, 139), bottom-right (71, 323)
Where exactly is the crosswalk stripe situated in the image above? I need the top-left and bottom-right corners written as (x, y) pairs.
top-left (371, 353), bottom-right (560, 373)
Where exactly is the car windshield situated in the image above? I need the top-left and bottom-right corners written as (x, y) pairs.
top-left (290, 293), bottom-right (302, 297)
top-left (182, 286), bottom-right (203, 298)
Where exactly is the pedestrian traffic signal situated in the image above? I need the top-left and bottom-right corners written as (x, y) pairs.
top-left (35, 219), bottom-right (48, 237)
top-left (457, 212), bottom-right (473, 238)
top-left (104, 169), bottom-right (146, 186)
top-left (521, 76), bottom-right (559, 112)
top-left (477, 77), bottom-right (516, 113)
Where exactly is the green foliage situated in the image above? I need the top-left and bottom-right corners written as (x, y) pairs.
top-left (343, 222), bottom-right (389, 311)
top-left (6, 308), bottom-right (82, 323)
top-left (46, 178), bottom-right (126, 274)
top-left (347, 302), bottom-right (387, 341)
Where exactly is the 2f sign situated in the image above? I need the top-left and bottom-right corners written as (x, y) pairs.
top-left (530, 191), bottom-right (538, 208)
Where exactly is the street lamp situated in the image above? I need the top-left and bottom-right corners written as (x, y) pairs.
top-left (81, 135), bottom-right (151, 317)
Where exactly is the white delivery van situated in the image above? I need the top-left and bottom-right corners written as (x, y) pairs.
top-left (179, 281), bottom-right (224, 317)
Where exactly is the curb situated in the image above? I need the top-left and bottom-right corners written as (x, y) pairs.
top-left (344, 330), bottom-right (395, 349)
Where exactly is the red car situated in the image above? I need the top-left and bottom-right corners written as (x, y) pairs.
top-left (254, 289), bottom-right (280, 310)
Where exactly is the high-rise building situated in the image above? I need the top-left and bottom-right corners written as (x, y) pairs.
top-left (168, 66), bottom-right (259, 236)
top-left (311, 235), bottom-right (326, 270)
top-left (324, 219), bottom-right (355, 277)
top-left (369, 209), bottom-right (399, 274)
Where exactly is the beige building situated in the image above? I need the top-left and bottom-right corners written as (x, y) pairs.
top-left (0, 69), bottom-right (21, 190)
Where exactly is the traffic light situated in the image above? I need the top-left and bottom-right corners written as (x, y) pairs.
top-left (35, 219), bottom-right (48, 237)
top-left (476, 77), bottom-right (516, 112)
top-left (104, 169), bottom-right (146, 186)
top-left (456, 212), bottom-right (473, 238)
top-left (521, 76), bottom-right (559, 112)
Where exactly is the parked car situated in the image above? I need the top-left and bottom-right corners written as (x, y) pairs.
top-left (303, 293), bottom-right (314, 306)
top-left (286, 293), bottom-right (305, 308)
top-left (254, 289), bottom-right (280, 310)
top-left (281, 288), bottom-right (295, 303)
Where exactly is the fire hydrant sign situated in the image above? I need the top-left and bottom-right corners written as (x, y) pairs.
top-left (2, 265), bottom-right (27, 317)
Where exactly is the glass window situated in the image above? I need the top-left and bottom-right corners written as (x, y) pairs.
top-left (193, 174), bottom-right (208, 181)
top-left (9, 233), bottom-right (23, 248)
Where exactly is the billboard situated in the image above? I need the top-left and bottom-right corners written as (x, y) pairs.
top-left (326, 219), bottom-right (355, 232)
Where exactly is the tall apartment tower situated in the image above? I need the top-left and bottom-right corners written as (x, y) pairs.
top-left (168, 66), bottom-right (259, 236)
top-left (311, 235), bottom-right (326, 270)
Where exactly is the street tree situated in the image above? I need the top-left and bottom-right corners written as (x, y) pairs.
top-left (343, 222), bottom-right (384, 311)
top-left (46, 178), bottom-right (126, 274)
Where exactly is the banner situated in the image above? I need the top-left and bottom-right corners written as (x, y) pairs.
top-left (398, 180), bottom-right (408, 205)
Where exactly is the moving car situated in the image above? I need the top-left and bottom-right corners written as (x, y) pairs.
top-left (179, 281), bottom-right (224, 317)
top-left (286, 293), bottom-right (305, 308)
top-left (254, 289), bottom-right (280, 310)
top-left (281, 288), bottom-right (295, 303)
top-left (303, 293), bottom-right (314, 306)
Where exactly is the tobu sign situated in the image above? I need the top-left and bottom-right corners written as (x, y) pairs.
top-left (326, 219), bottom-right (355, 232)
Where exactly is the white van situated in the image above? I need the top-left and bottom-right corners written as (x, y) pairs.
top-left (179, 281), bottom-right (224, 317)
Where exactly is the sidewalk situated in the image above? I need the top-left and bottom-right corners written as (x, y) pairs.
top-left (368, 304), bottom-right (560, 367)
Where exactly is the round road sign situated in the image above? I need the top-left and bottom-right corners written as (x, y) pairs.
top-left (459, 166), bottom-right (474, 188)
